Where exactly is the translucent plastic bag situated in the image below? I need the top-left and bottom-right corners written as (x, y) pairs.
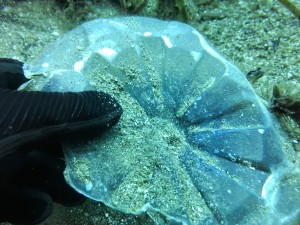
top-left (23, 17), bottom-right (300, 225)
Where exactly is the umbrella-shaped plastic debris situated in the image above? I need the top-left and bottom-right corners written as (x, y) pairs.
top-left (23, 17), bottom-right (300, 225)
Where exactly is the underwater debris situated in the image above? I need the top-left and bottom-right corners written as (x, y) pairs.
top-left (23, 16), bottom-right (300, 225)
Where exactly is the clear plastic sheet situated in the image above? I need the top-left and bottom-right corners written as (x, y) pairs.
top-left (23, 17), bottom-right (300, 225)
